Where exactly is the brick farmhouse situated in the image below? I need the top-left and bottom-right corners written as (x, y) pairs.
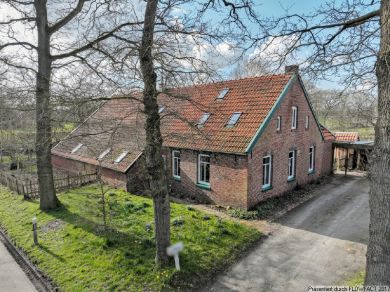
top-left (52, 66), bottom-right (334, 209)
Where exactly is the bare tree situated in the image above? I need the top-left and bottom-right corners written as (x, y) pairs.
top-left (0, 0), bottom-right (142, 210)
top-left (256, 0), bottom-right (388, 284)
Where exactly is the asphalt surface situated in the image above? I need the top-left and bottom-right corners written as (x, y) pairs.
top-left (206, 175), bottom-right (369, 292)
top-left (0, 240), bottom-right (37, 292)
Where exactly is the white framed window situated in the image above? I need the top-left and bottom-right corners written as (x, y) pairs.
top-left (114, 151), bottom-right (128, 164)
top-left (198, 154), bottom-right (210, 185)
top-left (309, 146), bottom-right (315, 172)
top-left (262, 155), bottom-right (272, 188)
top-left (71, 143), bottom-right (83, 154)
top-left (172, 150), bottom-right (181, 178)
top-left (305, 115), bottom-right (309, 129)
top-left (288, 150), bottom-right (296, 180)
top-left (291, 106), bottom-right (298, 129)
top-left (277, 116), bottom-right (281, 131)
top-left (198, 112), bottom-right (210, 126)
top-left (226, 112), bottom-right (242, 127)
top-left (216, 88), bottom-right (229, 100)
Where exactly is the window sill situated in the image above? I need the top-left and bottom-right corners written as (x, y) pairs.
top-left (197, 183), bottom-right (211, 190)
top-left (261, 185), bottom-right (273, 192)
top-left (173, 176), bottom-right (181, 181)
top-left (287, 177), bottom-right (296, 183)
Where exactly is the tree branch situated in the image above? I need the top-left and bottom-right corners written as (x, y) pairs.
top-left (51, 21), bottom-right (143, 60)
top-left (48, 0), bottom-right (87, 35)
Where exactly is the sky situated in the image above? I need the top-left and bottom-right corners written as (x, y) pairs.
top-left (255, 0), bottom-right (325, 16)
top-left (0, 0), bottom-right (379, 91)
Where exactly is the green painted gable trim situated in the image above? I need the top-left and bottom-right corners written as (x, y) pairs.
top-left (245, 75), bottom-right (296, 153)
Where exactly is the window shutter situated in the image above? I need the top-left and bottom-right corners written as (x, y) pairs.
top-left (294, 150), bottom-right (297, 177)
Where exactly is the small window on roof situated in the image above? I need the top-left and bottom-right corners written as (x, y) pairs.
top-left (197, 112), bottom-right (210, 126)
top-left (114, 151), bottom-right (128, 164)
top-left (226, 112), bottom-right (242, 127)
top-left (98, 148), bottom-right (111, 160)
top-left (71, 143), bottom-right (83, 154)
top-left (158, 106), bottom-right (165, 113)
top-left (216, 88), bottom-right (229, 100)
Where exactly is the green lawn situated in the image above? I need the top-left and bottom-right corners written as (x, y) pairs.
top-left (0, 185), bottom-right (260, 291)
top-left (346, 270), bottom-right (365, 286)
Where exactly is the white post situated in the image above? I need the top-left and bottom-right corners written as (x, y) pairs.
top-left (167, 242), bottom-right (184, 271)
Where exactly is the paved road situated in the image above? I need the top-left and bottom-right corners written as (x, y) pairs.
top-left (0, 240), bottom-right (37, 292)
top-left (206, 175), bottom-right (369, 292)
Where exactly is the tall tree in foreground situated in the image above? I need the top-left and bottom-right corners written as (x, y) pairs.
top-left (139, 0), bottom-right (170, 266)
top-left (257, 0), bottom-right (387, 283)
top-left (366, 1), bottom-right (390, 283)
top-left (134, 0), bottom-right (261, 266)
top-left (0, 0), bottom-right (141, 209)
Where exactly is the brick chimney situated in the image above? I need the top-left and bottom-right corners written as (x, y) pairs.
top-left (285, 65), bottom-right (299, 74)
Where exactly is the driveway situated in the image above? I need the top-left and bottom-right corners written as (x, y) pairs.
top-left (206, 175), bottom-right (369, 292)
top-left (0, 238), bottom-right (37, 292)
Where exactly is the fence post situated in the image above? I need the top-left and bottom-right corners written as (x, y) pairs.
top-left (16, 179), bottom-right (20, 195)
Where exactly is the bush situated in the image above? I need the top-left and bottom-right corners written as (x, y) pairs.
top-left (227, 208), bottom-right (259, 220)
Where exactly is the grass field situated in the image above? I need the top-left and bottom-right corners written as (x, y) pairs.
top-left (346, 270), bottom-right (365, 286)
top-left (0, 185), bottom-right (260, 291)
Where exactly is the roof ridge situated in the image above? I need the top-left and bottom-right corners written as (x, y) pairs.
top-left (169, 73), bottom-right (293, 91)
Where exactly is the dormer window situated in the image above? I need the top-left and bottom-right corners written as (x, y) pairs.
top-left (71, 143), bottom-right (83, 154)
top-left (197, 112), bottom-right (210, 126)
top-left (158, 106), bottom-right (165, 113)
top-left (226, 112), bottom-right (242, 127)
top-left (216, 88), bottom-right (229, 100)
top-left (98, 148), bottom-right (111, 160)
top-left (114, 151), bottom-right (128, 164)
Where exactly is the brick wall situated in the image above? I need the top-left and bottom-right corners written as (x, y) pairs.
top-left (247, 78), bottom-right (333, 209)
top-left (164, 148), bottom-right (249, 209)
top-left (52, 154), bottom-right (127, 189)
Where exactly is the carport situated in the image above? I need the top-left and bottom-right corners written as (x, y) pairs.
top-left (332, 141), bottom-right (374, 175)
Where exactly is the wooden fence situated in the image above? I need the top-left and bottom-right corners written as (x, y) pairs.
top-left (0, 170), bottom-right (97, 199)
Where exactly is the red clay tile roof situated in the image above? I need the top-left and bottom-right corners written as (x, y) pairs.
top-left (53, 74), bottom-right (295, 172)
top-left (160, 74), bottom-right (293, 153)
top-left (334, 132), bottom-right (359, 143)
top-left (320, 125), bottom-right (335, 142)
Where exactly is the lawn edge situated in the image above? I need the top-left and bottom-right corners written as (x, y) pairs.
top-left (0, 226), bottom-right (57, 292)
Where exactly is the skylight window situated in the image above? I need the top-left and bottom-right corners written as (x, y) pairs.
top-left (226, 112), bottom-right (242, 127)
top-left (71, 143), bottom-right (83, 154)
top-left (216, 88), bottom-right (229, 100)
top-left (98, 148), bottom-right (111, 160)
top-left (197, 112), bottom-right (211, 126)
top-left (158, 106), bottom-right (165, 113)
top-left (114, 151), bottom-right (129, 164)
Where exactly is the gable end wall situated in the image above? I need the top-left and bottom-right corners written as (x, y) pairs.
top-left (247, 78), bottom-right (333, 208)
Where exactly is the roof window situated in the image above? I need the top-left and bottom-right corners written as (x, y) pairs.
top-left (71, 143), bottom-right (83, 154)
top-left (158, 106), bottom-right (165, 113)
top-left (216, 88), bottom-right (229, 100)
top-left (226, 112), bottom-right (242, 127)
top-left (114, 151), bottom-right (129, 164)
top-left (197, 112), bottom-right (211, 126)
top-left (98, 148), bottom-right (111, 160)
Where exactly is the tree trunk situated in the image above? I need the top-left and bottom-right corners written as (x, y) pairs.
top-left (139, 0), bottom-right (170, 266)
top-left (34, 0), bottom-right (59, 210)
top-left (365, 0), bottom-right (390, 285)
